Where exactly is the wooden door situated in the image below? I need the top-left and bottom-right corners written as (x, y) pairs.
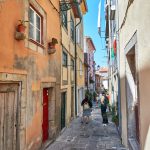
top-left (0, 83), bottom-right (19, 150)
top-left (61, 92), bottom-right (66, 129)
top-left (42, 88), bottom-right (49, 142)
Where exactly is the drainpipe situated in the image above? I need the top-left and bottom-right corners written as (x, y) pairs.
top-left (75, 17), bottom-right (82, 116)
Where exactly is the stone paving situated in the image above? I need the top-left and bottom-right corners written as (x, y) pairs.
top-left (46, 107), bottom-right (128, 150)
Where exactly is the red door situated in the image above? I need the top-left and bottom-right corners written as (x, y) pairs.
top-left (42, 88), bottom-right (49, 142)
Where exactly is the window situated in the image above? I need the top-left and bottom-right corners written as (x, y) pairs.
top-left (70, 16), bottom-right (74, 41)
top-left (63, 51), bottom-right (68, 67)
top-left (71, 59), bottom-right (74, 70)
top-left (76, 27), bottom-right (80, 44)
top-left (29, 6), bottom-right (42, 44)
top-left (80, 60), bottom-right (83, 75)
top-left (61, 10), bottom-right (68, 30)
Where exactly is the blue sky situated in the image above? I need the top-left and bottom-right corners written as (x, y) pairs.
top-left (84, 0), bottom-right (107, 68)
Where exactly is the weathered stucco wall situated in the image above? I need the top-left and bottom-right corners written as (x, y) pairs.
top-left (0, 0), bottom-right (61, 149)
top-left (61, 9), bottom-right (75, 126)
top-left (118, 0), bottom-right (150, 149)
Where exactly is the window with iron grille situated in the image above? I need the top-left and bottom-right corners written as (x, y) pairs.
top-left (29, 6), bottom-right (42, 44)
top-left (63, 51), bottom-right (68, 67)
top-left (61, 10), bottom-right (68, 30)
top-left (70, 16), bottom-right (75, 41)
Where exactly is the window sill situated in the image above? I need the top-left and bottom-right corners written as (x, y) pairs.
top-left (29, 39), bottom-right (45, 49)
top-left (62, 65), bottom-right (68, 68)
top-left (63, 80), bottom-right (68, 85)
top-left (128, 138), bottom-right (140, 150)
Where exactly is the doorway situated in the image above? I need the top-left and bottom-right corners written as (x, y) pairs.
top-left (71, 87), bottom-right (74, 118)
top-left (126, 46), bottom-right (140, 144)
top-left (42, 88), bottom-right (49, 143)
top-left (0, 83), bottom-right (19, 150)
top-left (61, 92), bottom-right (66, 129)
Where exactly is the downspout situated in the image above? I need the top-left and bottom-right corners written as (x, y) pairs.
top-left (75, 17), bottom-right (82, 116)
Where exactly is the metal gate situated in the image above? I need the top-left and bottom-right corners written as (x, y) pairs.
top-left (0, 83), bottom-right (19, 150)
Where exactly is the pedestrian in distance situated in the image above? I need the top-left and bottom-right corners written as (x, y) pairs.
top-left (81, 96), bottom-right (93, 124)
top-left (100, 92), bottom-right (109, 126)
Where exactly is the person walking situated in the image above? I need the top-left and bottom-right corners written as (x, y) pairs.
top-left (81, 96), bottom-right (92, 124)
top-left (100, 92), bottom-right (109, 126)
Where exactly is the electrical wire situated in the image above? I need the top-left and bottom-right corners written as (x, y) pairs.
top-left (48, 0), bottom-right (60, 14)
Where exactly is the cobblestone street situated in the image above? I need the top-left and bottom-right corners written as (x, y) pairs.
top-left (46, 107), bottom-right (127, 150)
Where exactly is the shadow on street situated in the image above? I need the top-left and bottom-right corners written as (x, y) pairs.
top-left (46, 107), bottom-right (127, 150)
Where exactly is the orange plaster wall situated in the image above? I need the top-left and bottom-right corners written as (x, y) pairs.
top-left (26, 102), bottom-right (42, 148)
top-left (0, 1), bottom-right (26, 69)
top-left (0, 0), bottom-right (61, 149)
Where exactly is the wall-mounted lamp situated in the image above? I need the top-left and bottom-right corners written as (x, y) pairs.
top-left (48, 38), bottom-right (58, 54)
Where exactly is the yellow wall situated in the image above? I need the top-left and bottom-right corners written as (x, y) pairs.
top-left (61, 10), bottom-right (75, 126)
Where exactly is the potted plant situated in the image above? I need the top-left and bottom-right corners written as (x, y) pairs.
top-left (15, 20), bottom-right (28, 40)
top-left (17, 20), bottom-right (29, 33)
top-left (48, 38), bottom-right (58, 54)
top-left (112, 115), bottom-right (119, 126)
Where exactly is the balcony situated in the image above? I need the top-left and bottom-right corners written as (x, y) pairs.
top-left (60, 0), bottom-right (82, 18)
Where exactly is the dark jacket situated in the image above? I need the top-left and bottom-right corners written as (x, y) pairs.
top-left (81, 97), bottom-right (92, 108)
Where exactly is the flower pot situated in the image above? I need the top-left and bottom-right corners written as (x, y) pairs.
top-left (48, 48), bottom-right (56, 54)
top-left (15, 31), bottom-right (26, 40)
top-left (17, 24), bottom-right (26, 33)
top-left (48, 42), bottom-right (55, 49)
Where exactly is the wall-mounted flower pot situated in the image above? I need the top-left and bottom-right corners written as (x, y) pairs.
top-left (47, 38), bottom-right (58, 54)
top-left (17, 24), bottom-right (26, 33)
top-left (48, 42), bottom-right (56, 54)
top-left (48, 48), bottom-right (56, 54)
top-left (48, 42), bottom-right (55, 49)
top-left (15, 31), bottom-right (26, 40)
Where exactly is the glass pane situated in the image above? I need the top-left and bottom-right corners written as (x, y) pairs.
top-left (29, 24), bottom-right (34, 39)
top-left (63, 52), bottom-right (67, 66)
top-left (29, 8), bottom-right (34, 24)
top-left (36, 29), bottom-right (40, 43)
top-left (36, 14), bottom-right (41, 30)
top-left (71, 60), bottom-right (74, 69)
top-left (62, 11), bottom-right (67, 29)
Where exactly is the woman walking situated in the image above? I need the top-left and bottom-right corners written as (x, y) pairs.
top-left (81, 96), bottom-right (92, 124)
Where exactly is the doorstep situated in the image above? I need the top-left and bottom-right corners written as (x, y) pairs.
top-left (41, 139), bottom-right (54, 150)
top-left (128, 138), bottom-right (140, 150)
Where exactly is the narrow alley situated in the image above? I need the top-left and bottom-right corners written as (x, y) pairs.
top-left (1, 0), bottom-right (150, 149)
top-left (46, 106), bottom-right (127, 150)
